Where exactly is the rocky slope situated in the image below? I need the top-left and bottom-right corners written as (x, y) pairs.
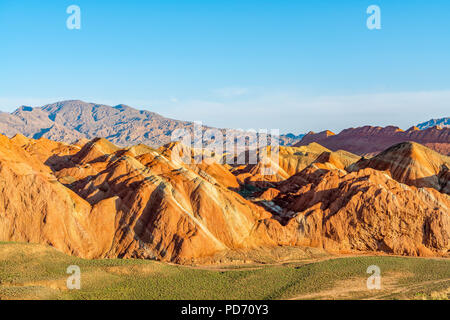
top-left (348, 142), bottom-right (450, 194)
top-left (417, 117), bottom-right (449, 130)
top-left (278, 133), bottom-right (306, 146)
top-left (0, 135), bottom-right (117, 258)
top-left (0, 135), bottom-right (284, 262)
top-left (294, 125), bottom-right (450, 156)
top-left (0, 100), bottom-right (303, 148)
top-left (0, 135), bottom-right (448, 262)
top-left (232, 143), bottom-right (360, 188)
top-left (258, 164), bottom-right (449, 257)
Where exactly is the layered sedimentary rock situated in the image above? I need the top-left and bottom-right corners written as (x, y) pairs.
top-left (295, 125), bottom-right (450, 156)
top-left (348, 142), bottom-right (450, 194)
top-left (257, 165), bottom-right (449, 257)
top-left (0, 135), bottom-right (117, 258)
top-left (232, 143), bottom-right (360, 187)
top-left (0, 135), bottom-right (448, 262)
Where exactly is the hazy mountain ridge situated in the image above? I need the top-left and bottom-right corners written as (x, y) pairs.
top-left (295, 124), bottom-right (450, 156)
top-left (0, 100), bottom-right (304, 148)
top-left (416, 117), bottom-right (449, 130)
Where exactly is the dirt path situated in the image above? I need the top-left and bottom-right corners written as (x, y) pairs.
top-left (174, 252), bottom-right (449, 272)
top-left (365, 278), bottom-right (450, 300)
top-left (288, 273), bottom-right (450, 300)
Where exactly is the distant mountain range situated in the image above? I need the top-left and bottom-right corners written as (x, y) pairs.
top-left (416, 117), bottom-right (449, 130)
top-left (0, 101), bottom-right (447, 155)
top-left (295, 121), bottom-right (450, 156)
top-left (0, 100), bottom-right (303, 147)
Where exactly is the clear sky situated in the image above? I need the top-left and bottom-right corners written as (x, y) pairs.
top-left (0, 0), bottom-right (449, 134)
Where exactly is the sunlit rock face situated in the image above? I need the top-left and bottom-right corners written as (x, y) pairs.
top-left (0, 135), bottom-right (448, 263)
top-left (294, 125), bottom-right (450, 156)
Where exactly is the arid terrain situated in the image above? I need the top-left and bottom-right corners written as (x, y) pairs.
top-left (0, 102), bottom-right (448, 300)
top-left (0, 100), bottom-right (302, 147)
top-left (0, 126), bottom-right (448, 262)
top-left (0, 242), bottom-right (448, 300)
top-left (295, 125), bottom-right (450, 156)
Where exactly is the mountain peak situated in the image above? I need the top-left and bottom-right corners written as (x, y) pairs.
top-left (416, 117), bottom-right (449, 130)
top-left (348, 141), bottom-right (450, 193)
top-left (17, 106), bottom-right (33, 112)
top-left (0, 100), bottom-right (306, 149)
top-left (294, 124), bottom-right (449, 156)
top-left (407, 126), bottom-right (420, 132)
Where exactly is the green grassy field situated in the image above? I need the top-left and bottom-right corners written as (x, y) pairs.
top-left (0, 242), bottom-right (448, 300)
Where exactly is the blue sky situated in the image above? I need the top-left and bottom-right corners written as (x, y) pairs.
top-left (0, 0), bottom-right (449, 133)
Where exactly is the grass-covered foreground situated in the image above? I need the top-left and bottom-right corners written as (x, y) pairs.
top-left (0, 242), bottom-right (448, 300)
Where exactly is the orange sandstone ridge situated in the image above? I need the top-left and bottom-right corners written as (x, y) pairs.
top-left (348, 142), bottom-right (450, 194)
top-left (0, 134), bottom-right (448, 263)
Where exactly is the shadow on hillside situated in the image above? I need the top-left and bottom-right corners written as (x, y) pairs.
top-left (44, 154), bottom-right (74, 171)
